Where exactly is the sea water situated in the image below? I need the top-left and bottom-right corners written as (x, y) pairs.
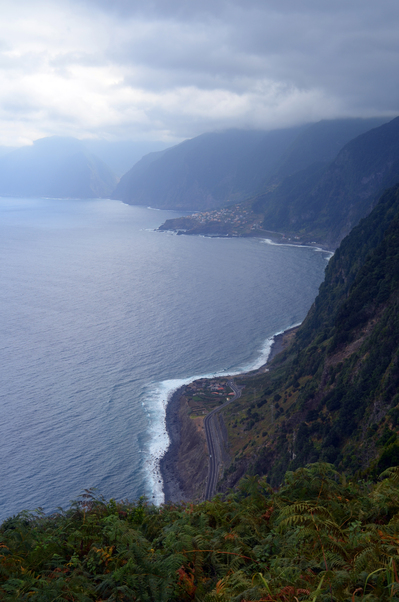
top-left (0, 197), bottom-right (331, 520)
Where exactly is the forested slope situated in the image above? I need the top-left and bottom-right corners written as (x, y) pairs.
top-left (221, 184), bottom-right (399, 488)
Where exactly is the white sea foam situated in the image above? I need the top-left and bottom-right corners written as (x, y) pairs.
top-left (236, 322), bottom-right (303, 373)
top-left (144, 377), bottom-right (194, 505)
top-left (145, 321), bottom-right (303, 505)
top-left (260, 238), bottom-right (334, 261)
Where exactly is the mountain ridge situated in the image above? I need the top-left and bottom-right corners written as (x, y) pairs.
top-left (0, 136), bottom-right (118, 199)
top-left (254, 116), bottom-right (399, 246)
top-left (113, 118), bottom-right (388, 212)
top-left (112, 127), bottom-right (304, 210)
top-left (157, 116), bottom-right (399, 248)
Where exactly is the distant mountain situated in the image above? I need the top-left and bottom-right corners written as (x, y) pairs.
top-left (253, 116), bottom-right (399, 247)
top-left (219, 183), bottom-right (399, 490)
top-left (112, 127), bottom-right (306, 210)
top-left (82, 139), bottom-right (171, 178)
top-left (0, 137), bottom-right (118, 199)
top-left (113, 118), bottom-right (390, 213)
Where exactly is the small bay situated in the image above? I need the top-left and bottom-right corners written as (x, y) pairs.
top-left (0, 197), bottom-right (330, 520)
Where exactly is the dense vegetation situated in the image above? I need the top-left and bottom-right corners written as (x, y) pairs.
top-left (2, 463), bottom-right (399, 601)
top-left (218, 184), bottom-right (399, 489)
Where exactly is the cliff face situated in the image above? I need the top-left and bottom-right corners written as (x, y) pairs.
top-left (175, 397), bottom-right (209, 501)
top-left (113, 128), bottom-right (303, 211)
top-left (217, 184), bottom-right (399, 489)
top-left (254, 117), bottom-right (399, 247)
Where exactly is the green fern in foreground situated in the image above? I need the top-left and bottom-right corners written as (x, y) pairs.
top-left (2, 463), bottom-right (399, 601)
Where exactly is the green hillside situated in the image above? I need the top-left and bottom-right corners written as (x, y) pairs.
top-left (219, 184), bottom-right (399, 490)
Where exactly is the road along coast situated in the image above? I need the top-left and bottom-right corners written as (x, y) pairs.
top-left (160, 326), bottom-right (298, 503)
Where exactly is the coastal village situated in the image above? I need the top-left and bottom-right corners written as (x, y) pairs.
top-left (190, 204), bottom-right (263, 235)
top-left (184, 378), bottom-right (236, 417)
top-left (160, 201), bottom-right (304, 242)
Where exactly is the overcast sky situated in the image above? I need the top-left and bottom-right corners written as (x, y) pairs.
top-left (0, 0), bottom-right (398, 147)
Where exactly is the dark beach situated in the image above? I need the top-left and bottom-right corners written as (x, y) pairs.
top-left (261, 325), bottom-right (297, 365)
top-left (159, 386), bottom-right (189, 503)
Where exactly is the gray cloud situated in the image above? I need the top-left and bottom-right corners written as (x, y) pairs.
top-left (0, 0), bottom-right (397, 146)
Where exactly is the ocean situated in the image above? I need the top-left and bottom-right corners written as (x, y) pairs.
top-left (0, 197), bottom-right (331, 521)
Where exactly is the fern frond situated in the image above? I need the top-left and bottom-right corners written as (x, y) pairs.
top-left (379, 465), bottom-right (399, 484)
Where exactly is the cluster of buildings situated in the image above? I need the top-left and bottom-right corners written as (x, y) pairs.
top-left (192, 205), bottom-right (263, 232)
top-left (185, 378), bottom-right (235, 398)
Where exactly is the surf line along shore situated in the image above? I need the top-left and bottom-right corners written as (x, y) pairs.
top-left (159, 326), bottom-right (297, 503)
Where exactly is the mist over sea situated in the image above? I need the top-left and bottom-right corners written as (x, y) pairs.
top-left (0, 197), bottom-right (330, 520)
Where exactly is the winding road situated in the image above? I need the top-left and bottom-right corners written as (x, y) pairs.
top-left (204, 379), bottom-right (242, 500)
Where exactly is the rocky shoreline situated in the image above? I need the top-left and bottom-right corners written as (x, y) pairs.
top-left (160, 385), bottom-right (209, 503)
top-left (160, 327), bottom-right (297, 503)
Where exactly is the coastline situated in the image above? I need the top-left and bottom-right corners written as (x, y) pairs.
top-left (160, 325), bottom-right (298, 503)
top-left (159, 386), bottom-right (188, 503)
top-left (261, 325), bottom-right (298, 365)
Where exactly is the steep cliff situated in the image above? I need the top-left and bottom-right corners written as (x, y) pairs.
top-left (219, 184), bottom-right (399, 488)
top-left (253, 116), bottom-right (399, 246)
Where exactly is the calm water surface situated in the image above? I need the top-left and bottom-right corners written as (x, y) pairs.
top-left (0, 197), bottom-right (330, 520)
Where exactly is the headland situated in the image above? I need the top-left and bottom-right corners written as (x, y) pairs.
top-left (160, 326), bottom-right (298, 503)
